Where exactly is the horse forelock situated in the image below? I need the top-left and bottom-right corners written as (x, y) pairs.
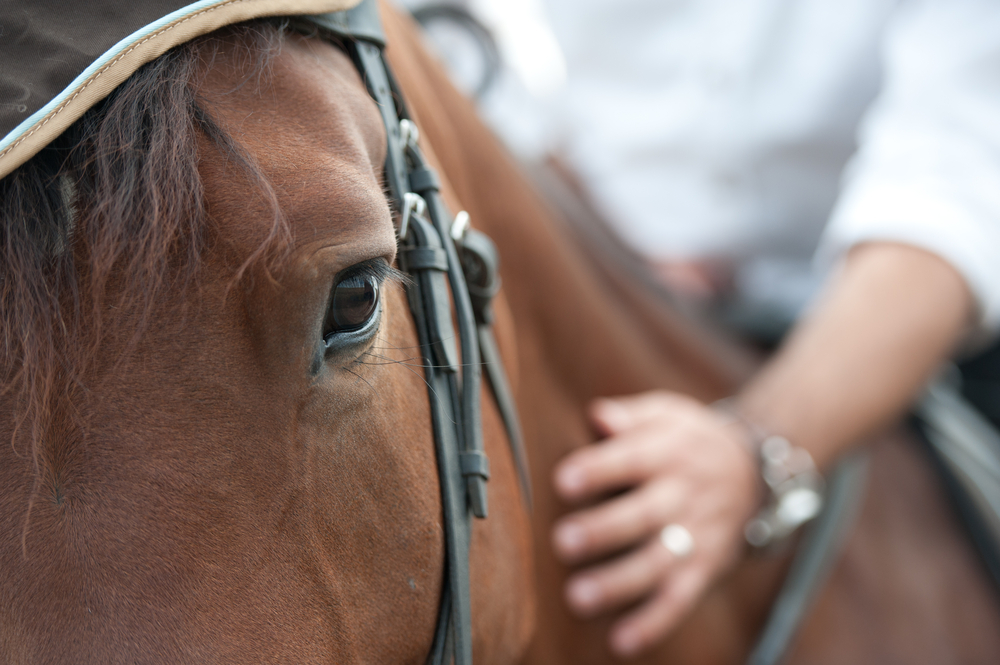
top-left (0, 21), bottom-right (294, 485)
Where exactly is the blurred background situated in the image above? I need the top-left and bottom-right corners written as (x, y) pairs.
top-left (398, 0), bottom-right (894, 344)
top-left (399, 0), bottom-right (1000, 425)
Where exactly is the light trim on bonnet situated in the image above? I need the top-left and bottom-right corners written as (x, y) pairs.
top-left (0, 0), bottom-right (360, 179)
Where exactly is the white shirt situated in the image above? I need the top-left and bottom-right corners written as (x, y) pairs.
top-left (535, 0), bottom-right (1000, 333)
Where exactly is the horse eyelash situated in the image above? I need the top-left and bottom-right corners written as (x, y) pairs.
top-left (339, 257), bottom-right (410, 288)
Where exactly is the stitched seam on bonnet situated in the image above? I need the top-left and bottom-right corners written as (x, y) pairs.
top-left (0, 0), bottom-right (251, 161)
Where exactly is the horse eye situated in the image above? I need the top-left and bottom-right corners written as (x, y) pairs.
top-left (324, 272), bottom-right (380, 338)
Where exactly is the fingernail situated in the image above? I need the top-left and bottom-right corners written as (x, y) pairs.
top-left (567, 579), bottom-right (600, 610)
top-left (555, 465), bottom-right (585, 495)
top-left (611, 628), bottom-right (641, 657)
top-left (554, 522), bottom-right (585, 555)
top-left (597, 400), bottom-right (631, 431)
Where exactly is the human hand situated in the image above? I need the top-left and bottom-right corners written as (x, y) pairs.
top-left (552, 391), bottom-right (759, 657)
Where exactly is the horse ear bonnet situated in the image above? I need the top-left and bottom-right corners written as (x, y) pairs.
top-left (0, 0), bottom-right (363, 180)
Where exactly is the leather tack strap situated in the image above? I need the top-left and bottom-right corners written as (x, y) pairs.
top-left (402, 212), bottom-right (474, 665)
top-left (460, 451), bottom-right (491, 479)
top-left (351, 44), bottom-right (411, 215)
top-left (305, 3), bottom-right (482, 663)
top-left (303, 2), bottom-right (533, 663)
top-left (401, 247), bottom-right (449, 272)
top-left (410, 166), bottom-right (442, 194)
top-left (457, 228), bottom-right (533, 508)
top-left (915, 376), bottom-right (1000, 589)
top-left (478, 324), bottom-right (532, 507)
top-left (399, 120), bottom-right (490, 520)
top-left (746, 452), bottom-right (869, 665)
top-left (300, 1), bottom-right (386, 45)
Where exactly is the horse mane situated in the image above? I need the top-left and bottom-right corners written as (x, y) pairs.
top-left (0, 21), bottom-right (290, 474)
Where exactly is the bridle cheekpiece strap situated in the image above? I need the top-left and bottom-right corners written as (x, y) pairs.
top-left (300, 2), bottom-right (529, 663)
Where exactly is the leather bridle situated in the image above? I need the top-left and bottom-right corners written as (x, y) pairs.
top-left (296, 3), bottom-right (529, 664)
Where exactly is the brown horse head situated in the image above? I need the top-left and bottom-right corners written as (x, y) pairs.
top-left (0, 22), bottom-right (532, 663)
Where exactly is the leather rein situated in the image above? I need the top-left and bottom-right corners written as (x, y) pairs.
top-left (296, 3), bottom-right (529, 664)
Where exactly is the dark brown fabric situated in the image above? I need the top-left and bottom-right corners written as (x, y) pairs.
top-left (0, 1), bottom-right (193, 139)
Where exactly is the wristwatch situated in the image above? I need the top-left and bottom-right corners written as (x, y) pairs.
top-left (714, 400), bottom-right (825, 548)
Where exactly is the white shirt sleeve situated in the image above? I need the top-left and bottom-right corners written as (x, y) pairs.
top-left (817, 0), bottom-right (1000, 342)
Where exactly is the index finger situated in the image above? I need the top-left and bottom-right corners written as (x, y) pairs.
top-left (590, 391), bottom-right (692, 435)
top-left (554, 423), bottom-right (674, 502)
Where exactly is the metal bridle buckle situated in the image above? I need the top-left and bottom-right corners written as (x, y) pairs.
top-left (451, 210), bottom-right (471, 242)
top-left (400, 118), bottom-right (420, 152)
top-left (399, 191), bottom-right (426, 240)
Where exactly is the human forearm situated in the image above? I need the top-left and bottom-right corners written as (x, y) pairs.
top-left (737, 242), bottom-right (973, 468)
